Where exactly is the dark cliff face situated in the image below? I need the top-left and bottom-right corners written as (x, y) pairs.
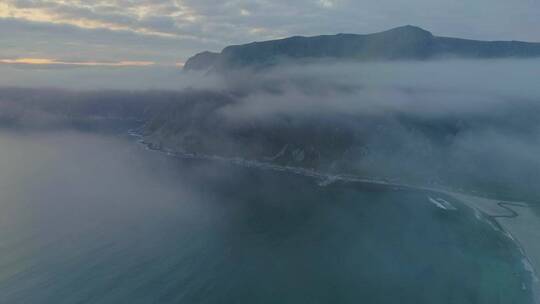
top-left (183, 51), bottom-right (221, 71)
top-left (219, 26), bottom-right (435, 67)
top-left (184, 25), bottom-right (540, 71)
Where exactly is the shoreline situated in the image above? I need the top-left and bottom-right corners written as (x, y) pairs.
top-left (446, 192), bottom-right (540, 303)
top-left (129, 130), bottom-right (540, 302)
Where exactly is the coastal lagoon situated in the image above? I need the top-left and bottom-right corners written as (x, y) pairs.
top-left (0, 130), bottom-right (534, 304)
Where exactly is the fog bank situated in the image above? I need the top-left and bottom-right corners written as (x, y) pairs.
top-left (1, 59), bottom-right (540, 202)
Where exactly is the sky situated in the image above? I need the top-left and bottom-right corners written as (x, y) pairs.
top-left (1, 0), bottom-right (540, 89)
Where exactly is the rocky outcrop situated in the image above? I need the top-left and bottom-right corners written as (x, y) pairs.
top-left (183, 51), bottom-right (221, 71)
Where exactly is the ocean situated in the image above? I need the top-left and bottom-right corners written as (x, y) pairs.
top-left (0, 130), bottom-right (533, 304)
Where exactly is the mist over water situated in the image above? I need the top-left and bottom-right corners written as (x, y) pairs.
top-left (0, 59), bottom-right (539, 303)
top-left (0, 129), bottom-right (534, 303)
top-left (1, 61), bottom-right (539, 204)
top-left (0, 65), bottom-right (221, 91)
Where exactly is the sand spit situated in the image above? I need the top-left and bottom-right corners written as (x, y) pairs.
top-left (447, 192), bottom-right (540, 303)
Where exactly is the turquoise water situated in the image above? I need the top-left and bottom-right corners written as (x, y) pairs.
top-left (0, 131), bottom-right (533, 303)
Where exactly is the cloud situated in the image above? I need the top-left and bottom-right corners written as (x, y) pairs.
top-left (0, 63), bottom-right (224, 90)
top-left (0, 58), bottom-right (155, 67)
top-left (0, 17), bottom-right (219, 65)
top-left (2, 58), bottom-right (540, 200)
top-left (318, 0), bottom-right (336, 8)
top-left (2, 0), bottom-right (540, 76)
top-left (215, 59), bottom-right (540, 122)
top-left (191, 59), bottom-right (540, 200)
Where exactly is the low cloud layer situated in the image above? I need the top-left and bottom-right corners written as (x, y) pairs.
top-left (181, 59), bottom-right (540, 201)
top-left (1, 59), bottom-right (539, 202)
top-left (218, 59), bottom-right (540, 119)
top-left (0, 65), bottom-right (223, 90)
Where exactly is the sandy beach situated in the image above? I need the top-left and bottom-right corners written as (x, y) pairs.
top-left (448, 192), bottom-right (540, 303)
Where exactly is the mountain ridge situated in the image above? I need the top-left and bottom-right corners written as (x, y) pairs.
top-left (184, 25), bottom-right (540, 71)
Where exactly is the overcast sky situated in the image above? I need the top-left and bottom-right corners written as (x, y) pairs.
top-left (1, 0), bottom-right (540, 68)
top-left (1, 0), bottom-right (540, 89)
